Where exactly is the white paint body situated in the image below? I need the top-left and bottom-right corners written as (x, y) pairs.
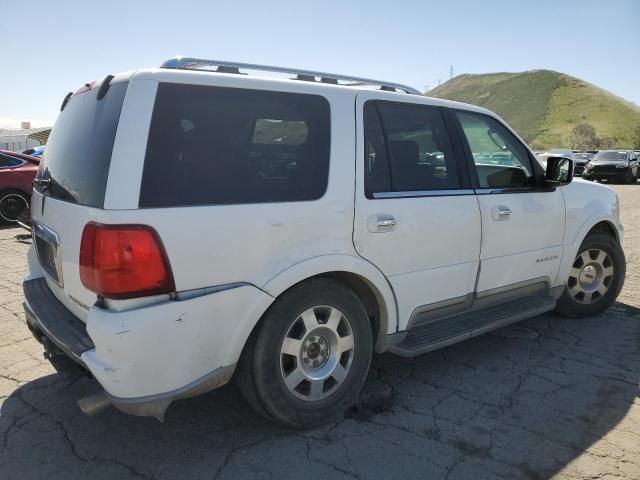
top-left (26, 68), bottom-right (624, 401)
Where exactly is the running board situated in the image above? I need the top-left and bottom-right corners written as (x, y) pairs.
top-left (390, 295), bottom-right (556, 357)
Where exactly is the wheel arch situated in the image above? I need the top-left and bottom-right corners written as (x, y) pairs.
top-left (260, 255), bottom-right (398, 353)
top-left (0, 187), bottom-right (31, 222)
top-left (588, 220), bottom-right (619, 243)
top-left (0, 186), bottom-right (31, 198)
top-left (555, 213), bottom-right (622, 288)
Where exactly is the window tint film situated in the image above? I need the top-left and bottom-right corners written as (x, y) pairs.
top-left (0, 154), bottom-right (23, 168)
top-left (365, 101), bottom-right (460, 194)
top-left (34, 81), bottom-right (129, 207)
top-left (456, 111), bottom-right (534, 189)
top-left (363, 103), bottom-right (391, 195)
top-left (140, 84), bottom-right (330, 207)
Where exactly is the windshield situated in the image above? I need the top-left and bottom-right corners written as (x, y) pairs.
top-left (34, 81), bottom-right (128, 207)
top-left (594, 151), bottom-right (627, 162)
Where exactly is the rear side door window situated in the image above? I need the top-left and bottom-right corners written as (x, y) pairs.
top-left (140, 84), bottom-right (331, 207)
top-left (455, 111), bottom-right (535, 189)
top-left (364, 101), bottom-right (460, 197)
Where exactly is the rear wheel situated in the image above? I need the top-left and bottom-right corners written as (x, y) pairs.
top-left (556, 232), bottom-right (625, 318)
top-left (236, 278), bottom-right (372, 428)
top-left (0, 190), bottom-right (29, 224)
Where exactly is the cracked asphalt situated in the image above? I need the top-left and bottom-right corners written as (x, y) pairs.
top-left (1, 183), bottom-right (639, 480)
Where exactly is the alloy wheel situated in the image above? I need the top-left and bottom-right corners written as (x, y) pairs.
top-left (0, 194), bottom-right (28, 223)
top-left (280, 305), bottom-right (355, 401)
top-left (567, 248), bottom-right (614, 304)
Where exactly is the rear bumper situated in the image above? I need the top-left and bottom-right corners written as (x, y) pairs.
top-left (23, 277), bottom-right (94, 363)
top-left (23, 276), bottom-right (272, 419)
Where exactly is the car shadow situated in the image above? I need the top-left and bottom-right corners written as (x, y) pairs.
top-left (1, 302), bottom-right (638, 479)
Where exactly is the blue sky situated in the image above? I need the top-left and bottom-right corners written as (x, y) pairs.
top-left (1, 0), bottom-right (638, 128)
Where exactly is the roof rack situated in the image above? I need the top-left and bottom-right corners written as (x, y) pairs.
top-left (160, 57), bottom-right (422, 95)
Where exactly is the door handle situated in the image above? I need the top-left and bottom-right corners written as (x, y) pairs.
top-left (491, 206), bottom-right (512, 221)
top-left (367, 214), bottom-right (397, 233)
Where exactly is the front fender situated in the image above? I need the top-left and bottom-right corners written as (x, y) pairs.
top-left (562, 180), bottom-right (623, 247)
top-left (260, 254), bottom-right (399, 350)
top-left (554, 207), bottom-right (624, 286)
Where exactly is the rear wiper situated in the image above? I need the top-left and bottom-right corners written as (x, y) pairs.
top-left (33, 177), bottom-right (51, 190)
top-left (60, 92), bottom-right (73, 112)
top-left (34, 170), bottom-right (76, 203)
top-left (97, 75), bottom-right (115, 100)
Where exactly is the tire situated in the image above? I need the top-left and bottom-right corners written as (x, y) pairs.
top-left (236, 278), bottom-right (372, 428)
top-left (556, 232), bottom-right (625, 318)
top-left (0, 189), bottom-right (29, 224)
top-left (625, 169), bottom-right (634, 184)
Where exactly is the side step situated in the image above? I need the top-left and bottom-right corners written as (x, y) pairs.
top-left (390, 295), bottom-right (556, 357)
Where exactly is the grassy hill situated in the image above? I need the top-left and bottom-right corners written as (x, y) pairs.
top-left (426, 70), bottom-right (640, 150)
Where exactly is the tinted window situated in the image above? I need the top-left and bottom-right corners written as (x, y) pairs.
top-left (456, 111), bottom-right (534, 189)
top-left (0, 154), bottom-right (23, 168)
top-left (35, 82), bottom-right (128, 207)
top-left (363, 103), bottom-right (391, 194)
top-left (140, 84), bottom-right (330, 207)
top-left (364, 101), bottom-right (459, 195)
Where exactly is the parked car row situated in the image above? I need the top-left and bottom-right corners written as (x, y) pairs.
top-left (537, 148), bottom-right (638, 183)
top-left (583, 150), bottom-right (639, 183)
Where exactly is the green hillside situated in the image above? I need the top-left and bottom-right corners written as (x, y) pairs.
top-left (426, 70), bottom-right (640, 150)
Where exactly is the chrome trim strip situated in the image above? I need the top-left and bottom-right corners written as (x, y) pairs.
top-left (475, 277), bottom-right (551, 299)
top-left (161, 56), bottom-right (422, 95)
top-left (373, 189), bottom-right (475, 199)
top-left (407, 293), bottom-right (473, 330)
top-left (175, 282), bottom-right (252, 301)
top-left (31, 220), bottom-right (64, 287)
top-left (474, 187), bottom-right (541, 195)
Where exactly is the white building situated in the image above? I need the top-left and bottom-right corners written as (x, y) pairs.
top-left (0, 123), bottom-right (51, 152)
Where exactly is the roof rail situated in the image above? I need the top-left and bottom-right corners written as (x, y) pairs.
top-left (160, 57), bottom-right (422, 95)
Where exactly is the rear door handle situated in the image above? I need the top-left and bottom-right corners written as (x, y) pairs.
top-left (491, 206), bottom-right (512, 221)
top-left (367, 214), bottom-right (397, 233)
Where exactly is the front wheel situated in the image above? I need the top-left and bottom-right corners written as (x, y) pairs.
top-left (236, 278), bottom-right (372, 428)
top-left (556, 232), bottom-right (625, 318)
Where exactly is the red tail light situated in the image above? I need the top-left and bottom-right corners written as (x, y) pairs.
top-left (80, 223), bottom-right (175, 299)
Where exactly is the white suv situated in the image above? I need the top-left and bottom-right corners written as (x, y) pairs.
top-left (23, 57), bottom-right (625, 427)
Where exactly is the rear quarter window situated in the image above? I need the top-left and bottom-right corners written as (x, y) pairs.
top-left (139, 83), bottom-right (331, 207)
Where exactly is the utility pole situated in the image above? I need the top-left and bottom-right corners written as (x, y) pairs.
top-left (438, 78), bottom-right (441, 86)
top-left (450, 65), bottom-right (454, 80)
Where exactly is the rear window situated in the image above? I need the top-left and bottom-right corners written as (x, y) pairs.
top-left (139, 83), bottom-right (330, 208)
top-left (35, 81), bottom-right (128, 207)
top-left (0, 153), bottom-right (24, 168)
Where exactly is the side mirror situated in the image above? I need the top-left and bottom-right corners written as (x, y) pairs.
top-left (544, 156), bottom-right (573, 186)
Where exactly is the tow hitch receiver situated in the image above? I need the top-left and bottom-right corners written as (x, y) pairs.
top-left (41, 336), bottom-right (87, 384)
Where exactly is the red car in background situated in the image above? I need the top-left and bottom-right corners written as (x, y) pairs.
top-left (0, 150), bottom-right (40, 224)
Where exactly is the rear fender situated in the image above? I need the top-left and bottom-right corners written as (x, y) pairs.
top-left (258, 254), bottom-right (398, 351)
